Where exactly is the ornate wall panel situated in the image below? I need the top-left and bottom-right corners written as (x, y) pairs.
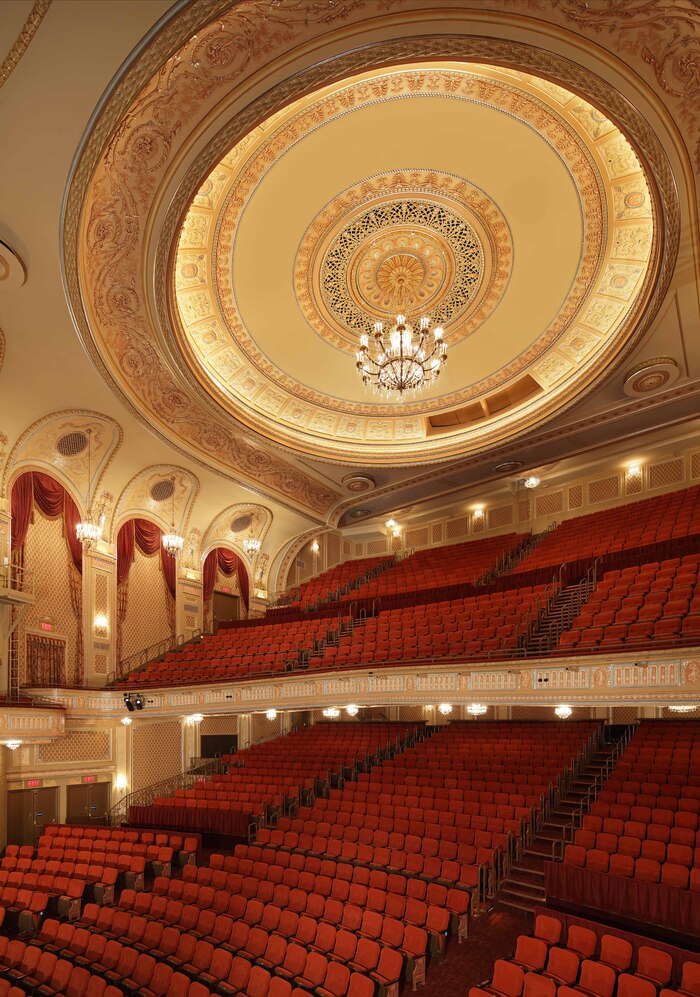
top-left (120, 544), bottom-right (172, 662)
top-left (38, 730), bottom-right (110, 764)
top-left (648, 457), bottom-right (684, 490)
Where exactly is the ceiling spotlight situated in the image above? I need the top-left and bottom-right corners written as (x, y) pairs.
top-left (523, 476), bottom-right (540, 489)
top-left (134, 694), bottom-right (144, 712)
top-left (323, 707), bottom-right (340, 718)
top-left (124, 694), bottom-right (135, 713)
top-left (438, 703), bottom-right (453, 716)
top-left (346, 704), bottom-right (359, 717)
top-left (265, 709), bottom-right (278, 721)
top-left (121, 717), bottom-right (132, 726)
top-left (555, 705), bottom-right (573, 719)
top-left (467, 703), bottom-right (488, 716)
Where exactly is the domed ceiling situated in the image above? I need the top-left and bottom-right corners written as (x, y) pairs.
top-left (170, 61), bottom-right (655, 466)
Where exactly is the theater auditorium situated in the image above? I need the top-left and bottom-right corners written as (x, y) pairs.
top-left (1, 0), bottom-right (699, 994)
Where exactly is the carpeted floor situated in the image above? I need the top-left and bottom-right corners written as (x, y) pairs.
top-left (420, 903), bottom-right (534, 997)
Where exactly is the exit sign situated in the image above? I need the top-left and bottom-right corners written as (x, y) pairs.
top-left (82, 775), bottom-right (96, 784)
top-left (40, 621), bottom-right (54, 632)
top-left (26, 779), bottom-right (42, 788)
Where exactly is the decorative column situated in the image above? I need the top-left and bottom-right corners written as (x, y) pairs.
top-left (82, 544), bottom-right (117, 687)
top-left (0, 499), bottom-right (11, 693)
top-left (182, 715), bottom-right (201, 768)
top-left (279, 712), bottom-right (292, 736)
top-left (237, 714), bottom-right (251, 750)
top-left (177, 568), bottom-right (202, 640)
top-left (113, 719), bottom-right (133, 809)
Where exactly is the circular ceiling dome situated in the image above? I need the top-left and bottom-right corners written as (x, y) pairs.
top-left (170, 61), bottom-right (655, 466)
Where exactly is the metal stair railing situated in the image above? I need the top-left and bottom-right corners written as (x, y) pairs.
top-left (109, 755), bottom-right (222, 826)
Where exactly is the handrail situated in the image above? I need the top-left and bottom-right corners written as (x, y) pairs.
top-left (0, 563), bottom-right (35, 597)
top-left (109, 755), bottom-right (222, 826)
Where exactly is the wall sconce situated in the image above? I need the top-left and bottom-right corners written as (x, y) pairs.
top-left (385, 519), bottom-right (397, 529)
top-left (311, 540), bottom-right (320, 554)
top-left (2, 740), bottom-right (22, 750)
top-left (627, 462), bottom-right (642, 477)
top-left (391, 527), bottom-right (401, 539)
top-left (523, 476), bottom-right (540, 490)
top-left (115, 774), bottom-right (128, 792)
top-left (94, 613), bottom-right (108, 632)
top-left (472, 506), bottom-right (484, 519)
top-left (120, 717), bottom-right (132, 727)
top-left (187, 713), bottom-right (204, 725)
top-left (265, 709), bottom-right (278, 721)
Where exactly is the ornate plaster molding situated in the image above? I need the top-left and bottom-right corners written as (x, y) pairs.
top-left (0, 0), bottom-right (51, 90)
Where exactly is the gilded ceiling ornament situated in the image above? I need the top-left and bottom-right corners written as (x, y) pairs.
top-left (63, 3), bottom-right (676, 477)
top-left (0, 0), bottom-right (51, 90)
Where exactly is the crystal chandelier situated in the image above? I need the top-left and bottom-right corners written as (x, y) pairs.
top-left (357, 314), bottom-right (447, 399)
top-left (467, 703), bottom-right (488, 716)
top-left (668, 704), bottom-right (698, 713)
top-left (555, 704), bottom-right (573, 719)
top-left (162, 476), bottom-right (184, 558)
top-left (76, 428), bottom-right (104, 548)
top-left (438, 703), bottom-right (453, 716)
top-left (243, 535), bottom-right (261, 556)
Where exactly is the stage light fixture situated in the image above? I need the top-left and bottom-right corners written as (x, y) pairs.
top-left (124, 694), bottom-right (135, 713)
top-left (134, 694), bottom-right (144, 711)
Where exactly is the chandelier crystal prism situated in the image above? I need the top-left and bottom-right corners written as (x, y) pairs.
top-left (76, 428), bottom-right (104, 548)
top-left (357, 312), bottom-right (447, 399)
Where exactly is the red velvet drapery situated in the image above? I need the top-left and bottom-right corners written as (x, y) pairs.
top-left (11, 471), bottom-right (82, 572)
top-left (203, 547), bottom-right (249, 610)
top-left (116, 517), bottom-right (176, 597)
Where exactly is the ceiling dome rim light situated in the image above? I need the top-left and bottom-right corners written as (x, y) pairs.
top-left (62, 11), bottom-right (679, 483)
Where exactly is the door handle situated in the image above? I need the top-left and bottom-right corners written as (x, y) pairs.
top-left (35, 812), bottom-right (43, 817)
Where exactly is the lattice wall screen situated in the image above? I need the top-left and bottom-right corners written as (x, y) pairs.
top-left (611, 707), bottom-right (639, 724)
top-left (489, 505), bottom-right (513, 529)
top-left (432, 524), bottom-right (443, 544)
top-left (406, 527), bottom-right (430, 549)
top-left (512, 705), bottom-right (592, 720)
top-left (353, 543), bottom-right (364, 558)
top-left (251, 714), bottom-right (282, 742)
top-left (367, 539), bottom-right (387, 555)
top-left (446, 518), bottom-right (468, 540)
top-left (39, 731), bottom-right (111, 764)
top-left (588, 476), bottom-right (620, 504)
top-left (535, 491), bottom-right (564, 517)
top-left (201, 715), bottom-right (239, 735)
top-left (518, 498), bottom-right (530, 522)
top-left (649, 458), bottom-right (684, 490)
top-left (691, 453), bottom-right (700, 480)
top-left (121, 544), bottom-right (172, 662)
top-left (471, 513), bottom-right (485, 533)
top-left (568, 485), bottom-right (583, 509)
top-left (626, 470), bottom-right (643, 495)
top-left (94, 653), bottom-right (108, 675)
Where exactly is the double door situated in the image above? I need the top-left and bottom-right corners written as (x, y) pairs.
top-left (6, 787), bottom-right (58, 846)
top-left (66, 782), bottom-right (110, 826)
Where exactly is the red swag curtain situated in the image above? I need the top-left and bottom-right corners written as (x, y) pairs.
top-left (203, 546), bottom-right (249, 610)
top-left (11, 471), bottom-right (82, 572)
top-left (117, 518), bottom-right (175, 598)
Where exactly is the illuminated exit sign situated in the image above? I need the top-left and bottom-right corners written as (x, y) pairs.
top-left (40, 621), bottom-right (54, 632)
top-left (26, 779), bottom-right (42, 788)
top-left (82, 775), bottom-right (96, 784)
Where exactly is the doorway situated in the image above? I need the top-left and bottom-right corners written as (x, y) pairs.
top-left (213, 591), bottom-right (239, 627)
top-left (6, 787), bottom-right (59, 846)
top-left (201, 733), bottom-right (238, 759)
top-left (66, 781), bottom-right (111, 826)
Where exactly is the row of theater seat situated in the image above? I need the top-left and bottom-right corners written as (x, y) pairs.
top-left (285, 556), bottom-right (391, 611)
top-left (559, 555), bottom-right (700, 651)
top-left (471, 913), bottom-right (700, 997)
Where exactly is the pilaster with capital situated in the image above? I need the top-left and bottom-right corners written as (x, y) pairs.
top-left (81, 544), bottom-right (117, 687)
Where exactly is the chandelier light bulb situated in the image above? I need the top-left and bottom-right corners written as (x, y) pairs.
top-left (121, 717), bottom-right (132, 726)
top-left (555, 705), bottom-right (573, 719)
top-left (265, 709), bottom-right (278, 721)
top-left (523, 476), bottom-right (541, 489)
top-left (346, 704), bottom-right (359, 717)
top-left (438, 703), bottom-right (453, 716)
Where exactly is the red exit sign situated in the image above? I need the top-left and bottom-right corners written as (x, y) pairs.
top-left (26, 779), bottom-right (42, 788)
top-left (82, 775), bottom-right (96, 784)
top-left (40, 621), bottom-right (54, 632)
